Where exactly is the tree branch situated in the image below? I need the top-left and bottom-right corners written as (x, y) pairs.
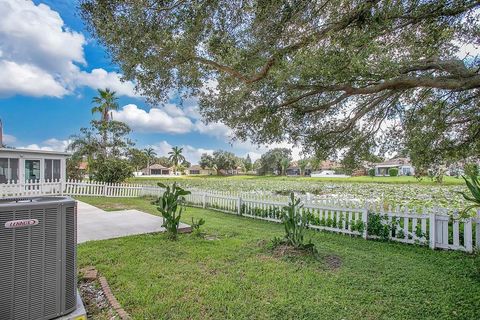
top-left (192, 1), bottom-right (380, 84)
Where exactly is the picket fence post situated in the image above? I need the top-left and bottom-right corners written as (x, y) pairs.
top-left (202, 192), bottom-right (206, 209)
top-left (237, 196), bottom-right (242, 215)
top-left (102, 182), bottom-right (107, 197)
top-left (476, 210), bottom-right (480, 249)
top-left (362, 207), bottom-right (368, 239)
top-left (464, 218), bottom-right (473, 253)
top-left (429, 210), bottom-right (436, 250)
top-left (306, 192), bottom-right (311, 205)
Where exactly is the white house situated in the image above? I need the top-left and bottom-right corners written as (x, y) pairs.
top-left (374, 158), bottom-right (415, 176)
top-left (0, 148), bottom-right (70, 183)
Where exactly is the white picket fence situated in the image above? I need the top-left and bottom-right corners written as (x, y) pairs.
top-left (183, 191), bottom-right (480, 253)
top-left (0, 179), bottom-right (164, 198)
top-left (1, 179), bottom-right (479, 253)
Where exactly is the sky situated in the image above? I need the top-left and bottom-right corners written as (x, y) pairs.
top-left (0, 1), bottom-right (478, 164)
top-left (0, 0), bottom-right (301, 163)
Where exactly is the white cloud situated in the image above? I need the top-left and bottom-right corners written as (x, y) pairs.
top-left (75, 68), bottom-right (140, 98)
top-left (181, 145), bottom-right (215, 164)
top-left (0, 0), bottom-right (138, 98)
top-left (18, 138), bottom-right (70, 152)
top-left (3, 133), bottom-right (16, 144)
top-left (0, 60), bottom-right (68, 97)
top-left (195, 121), bottom-right (233, 139)
top-left (163, 103), bottom-right (186, 117)
top-left (231, 140), bottom-right (303, 161)
top-left (112, 104), bottom-right (193, 134)
top-left (111, 101), bottom-right (242, 142)
top-left (456, 42), bottom-right (480, 59)
top-left (149, 141), bottom-right (173, 155)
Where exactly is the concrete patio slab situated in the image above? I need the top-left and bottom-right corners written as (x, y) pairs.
top-left (77, 200), bottom-right (190, 243)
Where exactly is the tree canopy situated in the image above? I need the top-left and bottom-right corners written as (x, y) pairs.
top-left (200, 150), bottom-right (240, 174)
top-left (68, 120), bottom-right (134, 182)
top-left (81, 0), bottom-right (480, 163)
top-left (258, 148), bottom-right (292, 175)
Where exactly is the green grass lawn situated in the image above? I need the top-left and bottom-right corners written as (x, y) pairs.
top-left (130, 174), bottom-right (465, 186)
top-left (77, 197), bottom-right (480, 320)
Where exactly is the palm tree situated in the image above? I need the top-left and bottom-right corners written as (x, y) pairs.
top-left (280, 158), bottom-right (290, 176)
top-left (143, 147), bottom-right (157, 175)
top-left (68, 128), bottom-right (101, 180)
top-left (91, 88), bottom-right (119, 122)
top-left (91, 88), bottom-right (119, 153)
top-left (298, 158), bottom-right (310, 176)
top-left (168, 146), bottom-right (185, 174)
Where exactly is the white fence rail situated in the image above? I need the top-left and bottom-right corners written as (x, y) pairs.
top-left (0, 179), bottom-right (164, 198)
top-left (184, 191), bottom-right (480, 253)
top-left (1, 180), bottom-right (478, 253)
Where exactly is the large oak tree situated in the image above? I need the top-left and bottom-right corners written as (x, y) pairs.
top-left (80, 0), bottom-right (480, 167)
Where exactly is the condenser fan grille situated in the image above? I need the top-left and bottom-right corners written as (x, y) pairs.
top-left (0, 197), bottom-right (77, 320)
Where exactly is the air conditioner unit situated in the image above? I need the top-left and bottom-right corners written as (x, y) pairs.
top-left (0, 196), bottom-right (77, 320)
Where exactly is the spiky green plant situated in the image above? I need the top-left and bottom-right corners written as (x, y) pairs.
top-left (459, 175), bottom-right (480, 216)
top-left (191, 217), bottom-right (205, 237)
top-left (154, 182), bottom-right (191, 240)
top-left (276, 193), bottom-right (315, 250)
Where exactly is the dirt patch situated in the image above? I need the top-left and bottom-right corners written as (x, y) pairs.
top-left (79, 279), bottom-right (118, 320)
top-left (256, 239), bottom-right (268, 247)
top-left (264, 242), bottom-right (343, 271)
top-left (323, 254), bottom-right (342, 270)
top-left (271, 244), bottom-right (311, 258)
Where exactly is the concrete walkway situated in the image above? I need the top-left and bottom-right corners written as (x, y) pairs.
top-left (77, 201), bottom-right (190, 243)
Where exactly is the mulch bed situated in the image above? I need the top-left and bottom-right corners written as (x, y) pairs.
top-left (78, 279), bottom-right (118, 320)
top-left (78, 266), bottom-right (131, 320)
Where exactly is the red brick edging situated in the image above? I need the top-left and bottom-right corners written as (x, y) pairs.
top-left (98, 276), bottom-right (131, 320)
top-left (80, 266), bottom-right (131, 319)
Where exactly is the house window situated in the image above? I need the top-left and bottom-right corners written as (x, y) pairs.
top-left (190, 170), bottom-right (200, 174)
top-left (45, 159), bottom-right (61, 181)
top-left (0, 158), bottom-right (19, 183)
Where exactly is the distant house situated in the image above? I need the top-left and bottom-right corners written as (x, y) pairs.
top-left (286, 161), bottom-right (310, 176)
top-left (374, 158), bottom-right (414, 176)
top-left (142, 164), bottom-right (173, 175)
top-left (186, 165), bottom-right (215, 175)
top-left (219, 166), bottom-right (243, 175)
top-left (73, 161), bottom-right (89, 179)
top-left (286, 160), bottom-right (340, 176)
top-left (319, 160), bottom-right (341, 171)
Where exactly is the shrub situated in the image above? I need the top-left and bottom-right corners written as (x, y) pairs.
top-left (368, 168), bottom-right (375, 177)
top-left (459, 174), bottom-right (480, 216)
top-left (191, 217), bottom-right (205, 237)
top-left (153, 182), bottom-right (191, 240)
top-left (388, 168), bottom-right (399, 177)
top-left (92, 157), bottom-right (133, 183)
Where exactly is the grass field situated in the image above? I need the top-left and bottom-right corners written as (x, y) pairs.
top-left (128, 175), bottom-right (468, 208)
top-left (130, 174), bottom-right (465, 185)
top-left (77, 196), bottom-right (480, 320)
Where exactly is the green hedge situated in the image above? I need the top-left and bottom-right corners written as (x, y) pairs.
top-left (388, 168), bottom-right (399, 177)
